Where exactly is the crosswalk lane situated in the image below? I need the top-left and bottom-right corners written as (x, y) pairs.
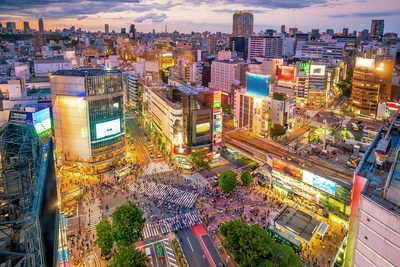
top-left (84, 198), bottom-right (102, 231)
top-left (142, 162), bottom-right (171, 175)
top-left (129, 180), bottom-right (198, 208)
top-left (142, 211), bottom-right (202, 239)
top-left (163, 239), bottom-right (179, 267)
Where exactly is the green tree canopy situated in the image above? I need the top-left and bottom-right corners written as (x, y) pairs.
top-left (270, 124), bottom-right (286, 140)
top-left (190, 151), bottom-right (211, 171)
top-left (220, 220), bottom-right (274, 267)
top-left (219, 170), bottom-right (237, 192)
top-left (108, 246), bottom-right (148, 267)
top-left (240, 170), bottom-right (253, 186)
top-left (220, 220), bottom-right (302, 267)
top-left (96, 219), bottom-right (114, 256)
top-left (111, 203), bottom-right (146, 247)
top-left (337, 71), bottom-right (353, 98)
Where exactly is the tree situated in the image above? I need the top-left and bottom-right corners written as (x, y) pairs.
top-left (219, 220), bottom-right (274, 267)
top-left (219, 170), bottom-right (237, 192)
top-left (190, 151), bottom-right (211, 171)
top-left (271, 243), bottom-right (303, 267)
top-left (111, 203), bottom-right (146, 247)
top-left (109, 246), bottom-right (148, 267)
top-left (337, 72), bottom-right (353, 98)
top-left (270, 124), bottom-right (286, 140)
top-left (157, 137), bottom-right (162, 148)
top-left (219, 220), bottom-right (302, 267)
top-left (159, 69), bottom-right (169, 84)
top-left (240, 170), bottom-right (253, 186)
top-left (96, 219), bottom-right (113, 256)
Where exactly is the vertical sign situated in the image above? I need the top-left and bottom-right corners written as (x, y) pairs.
top-left (213, 91), bottom-right (222, 158)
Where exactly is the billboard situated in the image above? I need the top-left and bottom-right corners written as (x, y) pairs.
top-left (310, 65), bottom-right (326, 76)
top-left (272, 157), bottom-right (301, 180)
top-left (196, 122), bottom-right (210, 133)
top-left (278, 66), bottom-right (297, 84)
top-left (298, 62), bottom-right (310, 75)
top-left (95, 118), bottom-right (121, 139)
top-left (302, 170), bottom-right (336, 195)
top-left (246, 73), bottom-right (270, 98)
top-left (355, 57), bottom-right (375, 69)
top-left (9, 111), bottom-right (33, 123)
top-left (213, 91), bottom-right (221, 108)
top-left (33, 107), bottom-right (52, 134)
top-left (174, 145), bottom-right (189, 155)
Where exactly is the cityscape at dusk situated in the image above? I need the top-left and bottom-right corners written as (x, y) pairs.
top-left (1, 0), bottom-right (400, 33)
top-left (0, 2), bottom-right (400, 267)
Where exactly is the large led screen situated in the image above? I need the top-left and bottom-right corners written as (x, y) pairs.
top-left (310, 65), bottom-right (326, 76)
top-left (302, 170), bottom-right (336, 195)
top-left (246, 73), bottom-right (270, 98)
top-left (272, 157), bottom-right (301, 180)
top-left (33, 107), bottom-right (52, 134)
top-left (174, 145), bottom-right (189, 155)
top-left (278, 66), bottom-right (296, 84)
top-left (298, 62), bottom-right (310, 75)
top-left (96, 118), bottom-right (121, 139)
top-left (196, 122), bottom-right (210, 133)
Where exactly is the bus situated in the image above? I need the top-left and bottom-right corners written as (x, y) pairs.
top-left (351, 123), bottom-right (359, 131)
top-left (346, 131), bottom-right (355, 140)
top-left (267, 225), bottom-right (302, 253)
top-left (156, 244), bottom-right (164, 259)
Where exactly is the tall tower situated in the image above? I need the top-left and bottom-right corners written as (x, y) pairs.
top-left (23, 21), bottom-right (30, 32)
top-left (370, 19), bottom-right (384, 41)
top-left (281, 25), bottom-right (285, 34)
top-left (232, 10), bottom-right (253, 38)
top-left (343, 27), bottom-right (349, 36)
top-left (129, 24), bottom-right (136, 39)
top-left (38, 15), bottom-right (44, 32)
top-left (104, 24), bottom-right (109, 34)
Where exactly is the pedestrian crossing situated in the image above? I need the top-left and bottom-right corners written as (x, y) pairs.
top-left (84, 198), bottom-right (102, 231)
top-left (142, 211), bottom-right (202, 239)
top-left (142, 162), bottom-right (171, 175)
top-left (163, 239), bottom-right (179, 267)
top-left (129, 180), bottom-right (198, 208)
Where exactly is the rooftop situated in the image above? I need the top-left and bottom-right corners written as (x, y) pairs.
top-left (358, 113), bottom-right (400, 215)
top-left (274, 205), bottom-right (320, 243)
top-left (52, 68), bottom-right (121, 77)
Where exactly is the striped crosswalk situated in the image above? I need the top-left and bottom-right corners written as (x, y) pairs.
top-left (84, 198), bottom-right (102, 231)
top-left (142, 162), bottom-right (171, 175)
top-left (142, 211), bottom-right (202, 239)
top-left (163, 239), bottom-right (179, 267)
top-left (129, 180), bottom-right (198, 208)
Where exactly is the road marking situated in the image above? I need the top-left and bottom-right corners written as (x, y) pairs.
top-left (187, 237), bottom-right (194, 252)
top-left (169, 262), bottom-right (178, 267)
top-left (136, 238), bottom-right (170, 249)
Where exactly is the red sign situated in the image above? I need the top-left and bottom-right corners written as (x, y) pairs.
top-left (173, 145), bottom-right (189, 156)
top-left (278, 66), bottom-right (296, 84)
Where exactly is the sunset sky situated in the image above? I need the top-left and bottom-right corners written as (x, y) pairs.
top-left (1, 0), bottom-right (399, 34)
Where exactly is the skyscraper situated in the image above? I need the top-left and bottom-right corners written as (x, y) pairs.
top-left (343, 27), bottom-right (349, 36)
top-left (281, 25), bottom-right (285, 34)
top-left (6, 22), bottom-right (16, 34)
top-left (326, 29), bottom-right (334, 36)
top-left (360, 29), bottom-right (369, 41)
top-left (129, 24), bottom-right (136, 39)
top-left (370, 19), bottom-right (384, 41)
top-left (105, 24), bottom-right (109, 34)
top-left (38, 16), bottom-right (44, 32)
top-left (23, 21), bottom-right (30, 32)
top-left (232, 10), bottom-right (253, 38)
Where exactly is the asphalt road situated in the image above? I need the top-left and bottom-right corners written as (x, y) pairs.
top-left (176, 228), bottom-right (210, 267)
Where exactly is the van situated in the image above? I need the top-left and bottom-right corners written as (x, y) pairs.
top-left (145, 247), bottom-right (151, 258)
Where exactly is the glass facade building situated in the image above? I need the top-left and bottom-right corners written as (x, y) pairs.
top-left (51, 69), bottom-right (125, 171)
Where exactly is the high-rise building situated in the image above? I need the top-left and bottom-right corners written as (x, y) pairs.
top-left (23, 21), bottom-right (30, 32)
top-left (38, 16), bottom-right (44, 32)
top-left (121, 28), bottom-right (126, 34)
top-left (281, 25), bottom-right (285, 34)
top-left (6, 22), bottom-right (16, 34)
top-left (129, 24), bottom-right (136, 39)
top-left (326, 29), bottom-right (334, 36)
top-left (105, 24), bottom-right (109, 34)
top-left (343, 27), bottom-right (349, 36)
top-left (232, 10), bottom-right (253, 38)
top-left (51, 69), bottom-right (125, 171)
top-left (370, 19), bottom-right (384, 41)
top-left (347, 115), bottom-right (400, 267)
top-left (207, 35), bottom-right (217, 54)
top-left (248, 35), bottom-right (283, 59)
top-left (288, 27), bottom-right (298, 36)
top-left (360, 29), bottom-right (369, 41)
top-left (33, 32), bottom-right (47, 54)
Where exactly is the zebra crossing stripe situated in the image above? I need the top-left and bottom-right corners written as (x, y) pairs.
top-left (169, 262), bottom-right (178, 267)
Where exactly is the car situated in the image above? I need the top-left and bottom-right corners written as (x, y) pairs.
top-left (149, 152), bottom-right (154, 158)
top-left (142, 140), bottom-right (146, 145)
top-left (157, 154), bottom-right (162, 158)
top-left (156, 244), bottom-right (165, 259)
top-left (145, 247), bottom-right (151, 258)
top-left (210, 178), bottom-right (219, 187)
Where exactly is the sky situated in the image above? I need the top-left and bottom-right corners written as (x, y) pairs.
top-left (0, 0), bottom-right (399, 34)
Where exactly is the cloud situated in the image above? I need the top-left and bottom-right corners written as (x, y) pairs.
top-left (184, 0), bottom-right (331, 9)
top-left (134, 12), bottom-right (167, 22)
top-left (212, 9), bottom-right (266, 14)
top-left (77, 15), bottom-right (89, 21)
top-left (329, 9), bottom-right (400, 18)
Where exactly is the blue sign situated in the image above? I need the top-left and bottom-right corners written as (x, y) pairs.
top-left (246, 73), bottom-right (270, 98)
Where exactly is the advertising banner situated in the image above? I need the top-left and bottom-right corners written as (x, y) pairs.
top-left (278, 66), bottom-right (297, 84)
top-left (246, 73), bottom-right (270, 98)
top-left (355, 57), bottom-right (375, 69)
top-left (310, 65), bottom-right (326, 76)
top-left (302, 170), bottom-right (336, 195)
top-left (298, 61), bottom-right (310, 75)
top-left (272, 157), bottom-right (301, 180)
top-left (174, 145), bottom-right (189, 156)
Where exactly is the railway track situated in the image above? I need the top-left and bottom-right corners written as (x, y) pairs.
top-left (226, 131), bottom-right (352, 184)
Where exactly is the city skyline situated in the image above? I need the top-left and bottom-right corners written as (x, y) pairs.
top-left (0, 0), bottom-right (399, 34)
